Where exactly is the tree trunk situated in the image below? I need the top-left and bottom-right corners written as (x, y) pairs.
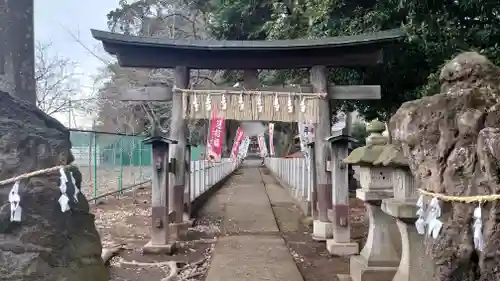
top-left (0, 0), bottom-right (36, 104)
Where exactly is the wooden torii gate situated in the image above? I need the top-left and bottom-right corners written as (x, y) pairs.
top-left (92, 28), bottom-right (404, 254)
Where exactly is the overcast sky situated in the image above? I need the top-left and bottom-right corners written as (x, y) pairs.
top-left (34, 0), bottom-right (121, 126)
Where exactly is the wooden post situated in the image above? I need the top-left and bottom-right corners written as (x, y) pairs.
top-left (143, 137), bottom-right (176, 254)
top-left (310, 65), bottom-right (333, 240)
top-left (169, 66), bottom-right (190, 238)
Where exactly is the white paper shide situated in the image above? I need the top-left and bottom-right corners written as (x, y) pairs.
top-left (9, 181), bottom-right (22, 222)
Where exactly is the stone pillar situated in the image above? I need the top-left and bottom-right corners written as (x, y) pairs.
top-left (0, 0), bottom-right (36, 104)
top-left (344, 120), bottom-right (400, 281)
top-left (381, 162), bottom-right (434, 281)
top-left (310, 65), bottom-right (333, 240)
top-left (143, 136), bottom-right (177, 254)
top-left (169, 66), bottom-right (190, 240)
top-left (326, 135), bottom-right (359, 255)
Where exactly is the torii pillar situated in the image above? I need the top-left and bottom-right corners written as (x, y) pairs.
top-left (310, 66), bottom-right (333, 240)
top-left (168, 66), bottom-right (191, 240)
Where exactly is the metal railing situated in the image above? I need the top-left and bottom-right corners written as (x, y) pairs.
top-left (188, 158), bottom-right (238, 201)
top-left (264, 157), bottom-right (313, 214)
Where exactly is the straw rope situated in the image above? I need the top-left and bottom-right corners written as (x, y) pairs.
top-left (419, 188), bottom-right (500, 203)
top-left (172, 87), bottom-right (328, 97)
top-left (0, 164), bottom-right (73, 187)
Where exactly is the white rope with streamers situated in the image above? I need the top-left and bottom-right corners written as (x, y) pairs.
top-left (473, 205), bottom-right (484, 251)
top-left (426, 197), bottom-right (443, 239)
top-left (415, 195), bottom-right (426, 235)
top-left (9, 181), bottom-right (22, 222)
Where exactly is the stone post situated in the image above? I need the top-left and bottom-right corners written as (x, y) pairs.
top-left (142, 136), bottom-right (177, 254)
top-left (325, 134), bottom-right (360, 256)
top-left (343, 120), bottom-right (399, 281)
top-left (0, 0), bottom-right (36, 104)
top-left (377, 145), bottom-right (434, 281)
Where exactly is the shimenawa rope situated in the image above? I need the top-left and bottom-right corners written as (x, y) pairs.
top-left (0, 164), bottom-right (74, 187)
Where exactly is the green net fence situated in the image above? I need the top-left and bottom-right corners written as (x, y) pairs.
top-left (70, 129), bottom-right (152, 200)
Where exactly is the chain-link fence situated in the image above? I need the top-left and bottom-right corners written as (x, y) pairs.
top-left (70, 129), bottom-right (152, 200)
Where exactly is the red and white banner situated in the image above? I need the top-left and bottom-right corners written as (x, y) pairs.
top-left (230, 127), bottom-right (245, 162)
top-left (206, 109), bottom-right (226, 162)
top-left (268, 123), bottom-right (275, 156)
top-left (257, 133), bottom-right (268, 157)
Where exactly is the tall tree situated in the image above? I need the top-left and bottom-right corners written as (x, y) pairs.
top-left (190, 0), bottom-right (500, 121)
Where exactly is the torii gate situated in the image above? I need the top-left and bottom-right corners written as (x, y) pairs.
top-left (92, 28), bottom-right (404, 254)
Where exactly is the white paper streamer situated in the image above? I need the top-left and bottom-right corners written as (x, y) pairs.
top-left (193, 93), bottom-right (199, 112)
top-left (238, 93), bottom-right (244, 111)
top-left (221, 93), bottom-right (227, 111)
top-left (58, 168), bottom-right (71, 212)
top-left (70, 171), bottom-right (80, 203)
top-left (473, 206), bottom-right (484, 251)
top-left (426, 197), bottom-right (443, 239)
top-left (273, 94), bottom-right (280, 111)
top-left (287, 95), bottom-right (293, 113)
top-left (415, 195), bottom-right (426, 234)
top-left (9, 181), bottom-right (22, 222)
top-left (256, 93), bottom-right (263, 113)
top-left (300, 97), bottom-right (306, 113)
top-left (205, 94), bottom-right (212, 112)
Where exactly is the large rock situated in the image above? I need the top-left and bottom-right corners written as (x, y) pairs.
top-left (0, 92), bottom-right (108, 280)
top-left (390, 52), bottom-right (500, 281)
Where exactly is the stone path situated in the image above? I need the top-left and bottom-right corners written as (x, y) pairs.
top-left (204, 164), bottom-right (304, 281)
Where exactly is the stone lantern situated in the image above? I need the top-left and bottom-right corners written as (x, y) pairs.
top-left (377, 145), bottom-right (434, 281)
top-left (343, 120), bottom-right (399, 281)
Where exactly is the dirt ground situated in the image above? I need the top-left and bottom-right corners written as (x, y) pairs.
top-left (274, 197), bottom-right (368, 281)
top-left (92, 172), bottom-right (370, 281)
top-left (92, 187), bottom-right (221, 281)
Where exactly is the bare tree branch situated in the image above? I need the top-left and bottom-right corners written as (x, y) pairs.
top-left (35, 41), bottom-right (85, 116)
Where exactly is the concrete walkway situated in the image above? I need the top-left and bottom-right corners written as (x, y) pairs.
top-left (205, 164), bottom-right (304, 281)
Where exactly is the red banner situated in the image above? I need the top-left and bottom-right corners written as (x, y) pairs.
top-left (230, 127), bottom-right (245, 162)
top-left (268, 123), bottom-right (275, 156)
top-left (206, 109), bottom-right (226, 162)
